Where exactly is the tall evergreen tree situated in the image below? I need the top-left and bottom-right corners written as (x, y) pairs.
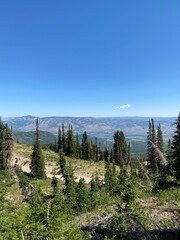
top-left (156, 123), bottom-right (164, 171)
top-left (5, 127), bottom-right (13, 169)
top-left (94, 137), bottom-right (99, 162)
top-left (81, 131), bottom-right (90, 160)
top-left (110, 149), bottom-right (113, 163)
top-left (57, 127), bottom-right (62, 153)
top-left (157, 124), bottom-right (164, 152)
top-left (127, 142), bottom-right (131, 165)
top-left (59, 151), bottom-right (66, 177)
top-left (172, 113), bottom-right (180, 180)
top-left (30, 119), bottom-right (46, 179)
top-left (61, 124), bottom-right (66, 154)
top-left (113, 130), bottom-right (127, 168)
top-left (75, 133), bottom-right (81, 158)
top-left (166, 139), bottom-right (173, 168)
top-left (66, 124), bottom-right (75, 156)
top-left (104, 148), bottom-right (109, 162)
top-left (147, 119), bottom-right (158, 173)
top-left (0, 119), bottom-right (7, 170)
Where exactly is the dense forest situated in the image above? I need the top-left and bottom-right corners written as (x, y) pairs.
top-left (0, 114), bottom-right (179, 239)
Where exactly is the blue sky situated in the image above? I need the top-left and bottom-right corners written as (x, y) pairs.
top-left (0, 0), bottom-right (180, 117)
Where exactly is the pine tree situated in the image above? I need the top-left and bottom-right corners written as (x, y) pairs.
top-left (104, 161), bottom-right (117, 196)
top-left (156, 123), bottom-right (164, 172)
top-left (147, 119), bottom-right (158, 174)
top-left (59, 151), bottom-right (66, 177)
top-left (75, 133), bottom-right (81, 158)
top-left (110, 149), bottom-right (113, 163)
top-left (5, 127), bottom-right (13, 169)
top-left (66, 125), bottom-right (75, 156)
top-left (62, 124), bottom-right (66, 154)
top-left (127, 142), bottom-right (131, 165)
top-left (113, 130), bottom-right (127, 168)
top-left (57, 127), bottom-right (62, 153)
top-left (90, 174), bottom-right (102, 209)
top-left (172, 113), bottom-right (180, 180)
top-left (30, 119), bottom-right (46, 179)
top-left (81, 131), bottom-right (90, 160)
top-left (166, 139), bottom-right (173, 169)
top-left (76, 178), bottom-right (89, 213)
top-left (0, 119), bottom-right (7, 170)
top-left (95, 137), bottom-right (99, 161)
top-left (104, 148), bottom-right (109, 162)
top-left (63, 164), bottom-right (77, 211)
top-left (157, 124), bottom-right (164, 152)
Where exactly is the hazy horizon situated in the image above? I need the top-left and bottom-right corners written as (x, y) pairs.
top-left (2, 115), bottom-right (177, 120)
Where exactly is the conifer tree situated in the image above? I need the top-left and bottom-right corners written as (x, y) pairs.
top-left (76, 178), bottom-right (89, 213)
top-left (62, 123), bottom-right (66, 154)
top-left (127, 142), bottom-right (131, 165)
top-left (113, 130), bottom-right (127, 168)
top-left (157, 124), bottom-right (164, 152)
top-left (104, 161), bottom-right (117, 196)
top-left (75, 133), bottom-right (81, 158)
top-left (90, 174), bottom-right (102, 209)
top-left (157, 123), bottom-right (164, 172)
top-left (110, 149), bottom-right (113, 163)
top-left (104, 148), bottom-right (109, 162)
top-left (166, 139), bottom-right (173, 168)
top-left (57, 127), bottom-right (62, 153)
top-left (5, 127), bottom-right (13, 169)
top-left (30, 119), bottom-right (46, 179)
top-left (95, 137), bottom-right (99, 161)
top-left (147, 119), bottom-right (158, 173)
top-left (90, 177), bottom-right (99, 209)
top-left (0, 119), bottom-right (7, 170)
top-left (66, 125), bottom-right (75, 156)
top-left (59, 151), bottom-right (66, 177)
top-left (63, 164), bottom-right (77, 211)
top-left (172, 113), bottom-right (180, 180)
top-left (81, 131), bottom-right (90, 160)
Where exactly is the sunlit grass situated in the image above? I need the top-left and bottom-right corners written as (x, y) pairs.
top-left (14, 143), bottom-right (106, 178)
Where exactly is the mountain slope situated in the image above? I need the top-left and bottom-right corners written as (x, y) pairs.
top-left (13, 130), bottom-right (56, 144)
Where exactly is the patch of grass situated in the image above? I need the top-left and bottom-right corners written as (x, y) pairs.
top-left (5, 182), bottom-right (23, 206)
top-left (158, 187), bottom-right (180, 205)
top-left (14, 143), bottom-right (33, 158)
top-left (65, 156), bottom-right (105, 177)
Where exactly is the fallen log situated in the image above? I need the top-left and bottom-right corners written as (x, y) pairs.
top-left (81, 226), bottom-right (180, 239)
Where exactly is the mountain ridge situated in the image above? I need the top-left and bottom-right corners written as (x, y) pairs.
top-left (5, 115), bottom-right (175, 139)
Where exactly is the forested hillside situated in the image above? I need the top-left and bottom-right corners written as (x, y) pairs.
top-left (0, 115), bottom-right (179, 239)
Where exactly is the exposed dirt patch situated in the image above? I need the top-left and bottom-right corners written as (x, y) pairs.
top-left (11, 150), bottom-right (92, 183)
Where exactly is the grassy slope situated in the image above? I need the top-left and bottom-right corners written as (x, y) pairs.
top-left (6, 143), bottom-right (180, 230)
top-left (13, 143), bottom-right (105, 179)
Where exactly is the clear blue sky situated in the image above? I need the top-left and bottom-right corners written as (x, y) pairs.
top-left (0, 0), bottom-right (180, 118)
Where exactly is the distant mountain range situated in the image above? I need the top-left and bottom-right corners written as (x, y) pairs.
top-left (5, 115), bottom-right (176, 140)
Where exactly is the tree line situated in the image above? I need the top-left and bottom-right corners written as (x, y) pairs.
top-left (0, 113), bottom-right (180, 183)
